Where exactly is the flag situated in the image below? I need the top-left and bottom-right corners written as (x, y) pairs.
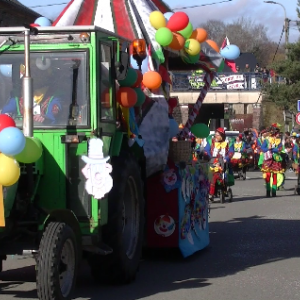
top-left (221, 36), bottom-right (237, 73)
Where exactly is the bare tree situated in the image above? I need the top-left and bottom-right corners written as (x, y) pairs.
top-left (198, 17), bottom-right (284, 67)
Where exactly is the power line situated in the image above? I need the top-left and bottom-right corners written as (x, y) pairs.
top-left (255, 25), bottom-right (285, 105)
top-left (29, 2), bottom-right (68, 8)
top-left (173, 0), bottom-right (233, 10)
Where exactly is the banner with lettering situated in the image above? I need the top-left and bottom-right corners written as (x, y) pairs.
top-left (172, 71), bottom-right (247, 91)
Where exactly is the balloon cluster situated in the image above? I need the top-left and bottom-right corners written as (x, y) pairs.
top-left (117, 68), bottom-right (145, 108)
top-left (149, 11), bottom-right (208, 64)
top-left (0, 115), bottom-right (43, 187)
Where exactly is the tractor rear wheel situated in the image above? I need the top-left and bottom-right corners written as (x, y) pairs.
top-left (90, 153), bottom-right (144, 284)
top-left (36, 222), bottom-right (78, 300)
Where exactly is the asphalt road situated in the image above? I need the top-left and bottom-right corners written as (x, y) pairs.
top-left (1, 171), bottom-right (300, 300)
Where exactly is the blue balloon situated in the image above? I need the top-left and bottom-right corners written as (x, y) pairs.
top-left (164, 12), bottom-right (174, 21)
top-left (130, 55), bottom-right (148, 74)
top-left (34, 17), bottom-right (52, 27)
top-left (0, 65), bottom-right (12, 77)
top-left (169, 118), bottom-right (179, 139)
top-left (0, 127), bottom-right (25, 156)
top-left (220, 45), bottom-right (240, 60)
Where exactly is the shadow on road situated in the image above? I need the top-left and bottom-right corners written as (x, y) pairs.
top-left (1, 216), bottom-right (300, 299)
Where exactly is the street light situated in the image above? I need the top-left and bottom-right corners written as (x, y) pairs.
top-left (264, 1), bottom-right (289, 60)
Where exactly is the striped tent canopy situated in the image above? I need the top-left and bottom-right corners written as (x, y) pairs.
top-left (53, 0), bottom-right (223, 68)
top-left (53, 0), bottom-right (172, 64)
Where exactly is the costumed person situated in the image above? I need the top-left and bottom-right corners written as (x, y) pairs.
top-left (203, 128), bottom-right (234, 202)
top-left (278, 141), bottom-right (293, 190)
top-left (1, 57), bottom-right (62, 125)
top-left (257, 128), bottom-right (269, 169)
top-left (231, 134), bottom-right (247, 173)
top-left (292, 136), bottom-right (300, 173)
top-left (261, 124), bottom-right (284, 197)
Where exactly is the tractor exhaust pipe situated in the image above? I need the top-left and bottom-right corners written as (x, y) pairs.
top-left (23, 29), bottom-right (33, 137)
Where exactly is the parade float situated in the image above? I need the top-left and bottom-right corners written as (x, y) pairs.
top-left (0, 0), bottom-right (241, 298)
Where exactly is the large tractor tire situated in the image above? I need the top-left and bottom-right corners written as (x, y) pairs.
top-left (90, 153), bottom-right (144, 284)
top-left (36, 222), bottom-right (78, 300)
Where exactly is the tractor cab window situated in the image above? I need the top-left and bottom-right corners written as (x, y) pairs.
top-left (100, 44), bottom-right (115, 121)
top-left (0, 51), bottom-right (89, 128)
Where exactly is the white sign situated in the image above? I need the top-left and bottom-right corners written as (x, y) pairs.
top-left (296, 112), bottom-right (300, 125)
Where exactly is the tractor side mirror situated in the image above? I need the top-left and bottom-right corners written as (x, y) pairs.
top-left (115, 51), bottom-right (129, 81)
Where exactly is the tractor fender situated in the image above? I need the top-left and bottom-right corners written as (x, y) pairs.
top-left (41, 209), bottom-right (82, 255)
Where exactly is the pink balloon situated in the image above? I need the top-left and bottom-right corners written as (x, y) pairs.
top-left (167, 12), bottom-right (189, 32)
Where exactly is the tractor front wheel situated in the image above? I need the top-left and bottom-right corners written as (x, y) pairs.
top-left (36, 222), bottom-right (78, 300)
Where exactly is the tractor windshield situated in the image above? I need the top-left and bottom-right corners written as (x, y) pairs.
top-left (0, 51), bottom-right (89, 128)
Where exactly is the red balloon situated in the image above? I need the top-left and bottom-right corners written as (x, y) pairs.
top-left (167, 12), bottom-right (189, 32)
top-left (117, 87), bottom-right (137, 107)
top-left (0, 114), bottom-right (16, 132)
top-left (132, 70), bottom-right (143, 87)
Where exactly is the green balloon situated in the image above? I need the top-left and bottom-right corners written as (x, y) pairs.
top-left (15, 137), bottom-right (43, 163)
top-left (133, 88), bottom-right (146, 106)
top-left (118, 68), bottom-right (138, 87)
top-left (178, 22), bottom-right (193, 39)
top-left (217, 60), bottom-right (225, 72)
top-left (182, 52), bottom-right (200, 64)
top-left (155, 27), bottom-right (173, 46)
top-left (191, 123), bottom-right (210, 138)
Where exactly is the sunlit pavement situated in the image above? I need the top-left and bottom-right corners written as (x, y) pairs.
top-left (1, 171), bottom-right (300, 300)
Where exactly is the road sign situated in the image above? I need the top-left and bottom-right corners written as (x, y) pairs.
top-left (298, 100), bottom-right (300, 112)
top-left (296, 112), bottom-right (300, 125)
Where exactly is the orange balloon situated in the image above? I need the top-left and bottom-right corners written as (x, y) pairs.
top-left (168, 33), bottom-right (185, 50)
top-left (101, 87), bottom-right (110, 108)
top-left (142, 71), bottom-right (162, 89)
top-left (117, 87), bottom-right (137, 107)
top-left (132, 70), bottom-right (143, 87)
top-left (206, 39), bottom-right (219, 52)
top-left (190, 28), bottom-right (208, 43)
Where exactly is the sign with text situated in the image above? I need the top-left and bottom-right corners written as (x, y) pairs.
top-left (172, 71), bottom-right (246, 91)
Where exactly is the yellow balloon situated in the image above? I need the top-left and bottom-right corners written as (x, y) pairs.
top-left (184, 39), bottom-right (201, 56)
top-left (0, 153), bottom-right (20, 186)
top-left (149, 11), bottom-right (167, 30)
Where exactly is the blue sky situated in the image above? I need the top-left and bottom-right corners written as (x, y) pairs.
top-left (19, 0), bottom-right (299, 43)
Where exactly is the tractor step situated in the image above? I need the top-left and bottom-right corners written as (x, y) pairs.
top-left (82, 244), bottom-right (113, 255)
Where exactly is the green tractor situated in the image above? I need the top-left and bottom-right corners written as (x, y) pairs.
top-left (0, 25), bottom-right (146, 299)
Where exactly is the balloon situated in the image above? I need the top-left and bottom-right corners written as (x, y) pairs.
top-left (0, 65), bottom-right (12, 77)
top-left (167, 12), bottom-right (189, 32)
top-left (117, 87), bottom-right (137, 107)
top-left (184, 39), bottom-right (201, 56)
top-left (34, 17), bottom-right (52, 26)
top-left (191, 123), bottom-right (210, 138)
top-left (0, 114), bottom-right (16, 132)
top-left (132, 70), bottom-right (143, 87)
top-left (142, 71), bottom-right (162, 89)
top-left (149, 11), bottom-right (167, 29)
top-left (164, 12), bottom-right (174, 21)
top-left (0, 153), bottom-right (20, 186)
top-left (182, 52), bottom-right (200, 64)
top-left (168, 33), bottom-right (185, 50)
top-left (0, 127), bottom-right (25, 156)
top-left (206, 39), bottom-right (220, 52)
top-left (133, 88), bottom-right (146, 106)
top-left (178, 22), bottom-right (193, 39)
top-left (169, 118), bottom-right (179, 139)
top-left (118, 67), bottom-right (138, 87)
top-left (14, 137), bottom-right (43, 164)
top-left (190, 28), bottom-right (208, 43)
top-left (220, 45), bottom-right (241, 60)
top-left (155, 27), bottom-right (173, 47)
top-left (217, 60), bottom-right (225, 72)
top-left (101, 87), bottom-right (110, 108)
top-left (130, 55), bottom-right (148, 74)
